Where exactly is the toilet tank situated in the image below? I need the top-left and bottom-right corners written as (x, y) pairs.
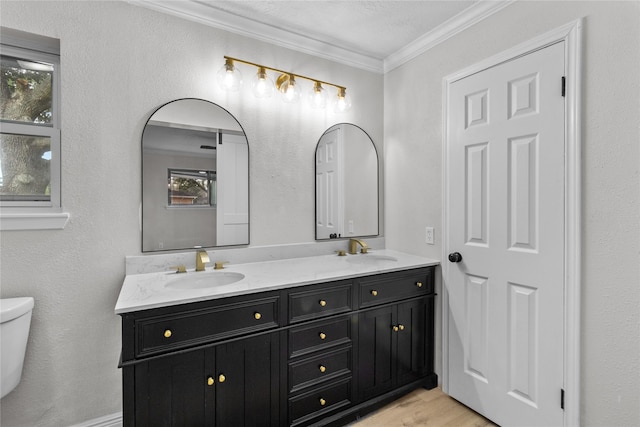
top-left (1, 297), bottom-right (34, 398)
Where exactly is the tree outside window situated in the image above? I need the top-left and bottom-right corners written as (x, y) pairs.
top-left (1, 38), bottom-right (60, 209)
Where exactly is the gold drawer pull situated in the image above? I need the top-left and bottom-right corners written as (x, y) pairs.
top-left (399, 324), bottom-right (405, 331)
top-left (319, 299), bottom-right (327, 307)
top-left (319, 365), bottom-right (327, 373)
top-left (207, 376), bottom-right (214, 386)
top-left (254, 312), bottom-right (262, 320)
top-left (319, 332), bottom-right (327, 340)
top-left (370, 290), bottom-right (378, 296)
top-left (393, 325), bottom-right (399, 332)
top-left (163, 329), bottom-right (172, 338)
top-left (416, 282), bottom-right (423, 288)
top-left (218, 374), bottom-right (226, 383)
top-left (319, 398), bottom-right (326, 406)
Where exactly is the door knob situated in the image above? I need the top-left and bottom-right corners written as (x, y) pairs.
top-left (448, 252), bottom-right (463, 263)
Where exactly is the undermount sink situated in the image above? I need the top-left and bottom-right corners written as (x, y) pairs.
top-left (346, 254), bottom-right (398, 264)
top-left (165, 271), bottom-right (245, 290)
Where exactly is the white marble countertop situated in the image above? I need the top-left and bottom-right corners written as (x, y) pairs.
top-left (115, 249), bottom-right (439, 314)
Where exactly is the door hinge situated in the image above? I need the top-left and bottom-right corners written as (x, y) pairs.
top-left (561, 76), bottom-right (566, 97)
top-left (561, 388), bottom-right (565, 410)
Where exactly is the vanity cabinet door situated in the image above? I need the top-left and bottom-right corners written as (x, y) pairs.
top-left (132, 333), bottom-right (280, 427)
top-left (357, 304), bottom-right (395, 400)
top-left (395, 297), bottom-right (433, 387)
top-left (357, 297), bottom-right (435, 402)
top-left (134, 350), bottom-right (208, 426)
top-left (213, 333), bottom-right (281, 427)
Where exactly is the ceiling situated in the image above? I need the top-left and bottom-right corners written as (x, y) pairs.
top-left (130, 0), bottom-right (512, 72)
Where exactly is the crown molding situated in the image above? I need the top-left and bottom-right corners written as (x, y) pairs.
top-left (127, 0), bottom-right (383, 73)
top-left (384, 0), bottom-right (516, 73)
top-left (127, 0), bottom-right (514, 75)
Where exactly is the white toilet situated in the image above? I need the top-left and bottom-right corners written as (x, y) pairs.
top-left (1, 297), bottom-right (34, 398)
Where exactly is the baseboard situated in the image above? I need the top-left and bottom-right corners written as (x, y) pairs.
top-left (69, 412), bottom-right (122, 427)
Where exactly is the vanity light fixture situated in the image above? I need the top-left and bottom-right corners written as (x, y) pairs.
top-left (309, 81), bottom-right (328, 109)
top-left (216, 57), bottom-right (243, 92)
top-left (218, 56), bottom-right (351, 111)
top-left (333, 87), bottom-right (352, 113)
top-left (251, 66), bottom-right (274, 98)
top-left (276, 73), bottom-right (302, 103)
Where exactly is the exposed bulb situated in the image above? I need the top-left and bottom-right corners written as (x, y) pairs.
top-left (309, 82), bottom-right (327, 109)
top-left (333, 87), bottom-right (352, 113)
top-left (281, 74), bottom-right (301, 103)
top-left (216, 58), bottom-right (243, 92)
top-left (251, 67), bottom-right (274, 98)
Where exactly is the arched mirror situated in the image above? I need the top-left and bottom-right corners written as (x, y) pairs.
top-left (142, 98), bottom-right (249, 252)
top-left (315, 123), bottom-right (378, 240)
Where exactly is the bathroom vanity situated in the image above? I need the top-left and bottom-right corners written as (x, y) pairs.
top-left (116, 250), bottom-right (438, 426)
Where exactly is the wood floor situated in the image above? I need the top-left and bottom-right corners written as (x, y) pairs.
top-left (352, 388), bottom-right (498, 427)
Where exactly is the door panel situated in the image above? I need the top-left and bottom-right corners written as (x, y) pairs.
top-left (357, 305), bottom-right (394, 401)
top-left (215, 334), bottom-right (280, 426)
top-left (135, 350), bottom-right (207, 426)
top-left (316, 128), bottom-right (343, 239)
top-left (446, 42), bottom-right (565, 426)
top-left (216, 133), bottom-right (249, 246)
top-left (396, 298), bottom-right (427, 387)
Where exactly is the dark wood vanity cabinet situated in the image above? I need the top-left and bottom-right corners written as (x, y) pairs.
top-left (131, 333), bottom-right (280, 426)
top-left (358, 298), bottom-right (434, 401)
top-left (120, 292), bottom-right (282, 427)
top-left (119, 266), bottom-right (436, 427)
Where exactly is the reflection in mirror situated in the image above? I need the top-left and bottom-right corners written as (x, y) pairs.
top-left (142, 99), bottom-right (249, 252)
top-left (315, 123), bottom-right (378, 240)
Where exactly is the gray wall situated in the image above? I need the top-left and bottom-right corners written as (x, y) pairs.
top-left (0, 1), bottom-right (383, 425)
top-left (384, 1), bottom-right (639, 426)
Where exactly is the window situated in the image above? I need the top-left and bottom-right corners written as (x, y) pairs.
top-left (0, 28), bottom-right (66, 230)
top-left (168, 169), bottom-right (216, 207)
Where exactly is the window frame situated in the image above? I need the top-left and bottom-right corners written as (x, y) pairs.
top-left (0, 30), bottom-right (67, 230)
top-left (167, 168), bottom-right (217, 208)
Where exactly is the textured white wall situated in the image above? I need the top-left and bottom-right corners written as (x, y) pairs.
top-left (384, 1), bottom-right (639, 426)
top-left (0, 1), bottom-right (382, 425)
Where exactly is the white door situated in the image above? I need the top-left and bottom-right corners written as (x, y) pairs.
top-left (316, 127), bottom-right (343, 239)
top-left (216, 132), bottom-right (249, 246)
top-left (446, 42), bottom-right (565, 426)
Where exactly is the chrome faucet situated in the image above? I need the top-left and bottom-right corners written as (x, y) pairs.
top-left (196, 250), bottom-right (210, 271)
top-left (348, 238), bottom-right (369, 255)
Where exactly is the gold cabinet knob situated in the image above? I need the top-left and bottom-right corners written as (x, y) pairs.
top-left (164, 329), bottom-right (172, 338)
top-left (399, 324), bottom-right (405, 331)
top-left (218, 374), bottom-right (226, 383)
top-left (254, 312), bottom-right (262, 320)
top-left (393, 325), bottom-right (399, 332)
top-left (319, 332), bottom-right (326, 340)
top-left (371, 290), bottom-right (378, 296)
top-left (207, 376), bottom-right (214, 386)
top-left (319, 299), bottom-right (327, 307)
top-left (319, 398), bottom-right (326, 406)
top-left (416, 282), bottom-right (423, 288)
top-left (319, 365), bottom-right (327, 373)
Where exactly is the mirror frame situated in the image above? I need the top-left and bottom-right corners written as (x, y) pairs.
top-left (314, 123), bottom-right (380, 241)
top-left (141, 98), bottom-right (250, 252)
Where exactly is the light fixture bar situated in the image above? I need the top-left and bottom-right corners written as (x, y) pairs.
top-left (224, 56), bottom-right (346, 91)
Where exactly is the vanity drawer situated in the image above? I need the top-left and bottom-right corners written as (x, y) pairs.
top-left (135, 296), bottom-right (279, 358)
top-left (289, 282), bottom-right (352, 323)
top-left (359, 267), bottom-right (434, 308)
top-left (289, 317), bottom-right (352, 358)
top-left (289, 347), bottom-right (352, 393)
top-left (289, 378), bottom-right (352, 426)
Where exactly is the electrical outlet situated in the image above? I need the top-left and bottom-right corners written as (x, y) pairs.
top-left (425, 227), bottom-right (435, 245)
